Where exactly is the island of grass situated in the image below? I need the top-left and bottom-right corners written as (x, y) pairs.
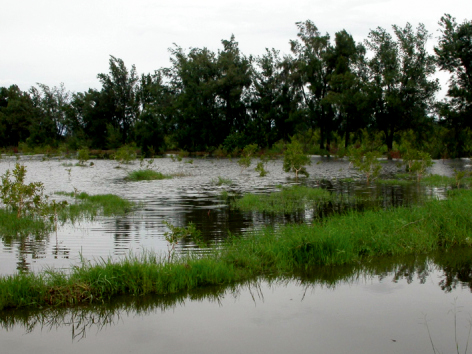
top-left (233, 185), bottom-right (332, 213)
top-left (0, 192), bottom-right (136, 237)
top-left (1, 188), bottom-right (472, 310)
top-left (125, 169), bottom-right (172, 181)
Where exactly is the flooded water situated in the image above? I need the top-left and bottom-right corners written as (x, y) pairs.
top-left (0, 155), bottom-right (465, 274)
top-left (1, 249), bottom-right (472, 354)
top-left (1, 155), bottom-right (471, 353)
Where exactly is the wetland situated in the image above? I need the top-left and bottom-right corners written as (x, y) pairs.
top-left (0, 155), bottom-right (472, 353)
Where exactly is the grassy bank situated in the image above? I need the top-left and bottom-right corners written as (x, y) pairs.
top-left (1, 189), bottom-right (472, 310)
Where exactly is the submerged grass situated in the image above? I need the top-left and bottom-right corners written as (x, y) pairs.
top-left (56, 192), bottom-right (136, 218)
top-left (3, 189), bottom-right (472, 310)
top-left (234, 185), bottom-right (331, 213)
top-left (125, 170), bottom-right (171, 181)
top-left (0, 210), bottom-right (52, 237)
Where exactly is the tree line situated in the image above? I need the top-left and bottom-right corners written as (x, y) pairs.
top-left (1, 15), bottom-right (471, 158)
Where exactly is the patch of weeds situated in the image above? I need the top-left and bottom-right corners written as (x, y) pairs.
top-left (234, 185), bottom-right (331, 214)
top-left (211, 176), bottom-right (232, 186)
top-left (376, 179), bottom-right (415, 186)
top-left (56, 191), bottom-right (135, 217)
top-left (125, 170), bottom-right (171, 181)
top-left (421, 174), bottom-right (455, 187)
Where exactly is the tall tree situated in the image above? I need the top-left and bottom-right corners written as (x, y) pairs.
top-left (365, 23), bottom-right (439, 153)
top-left (250, 49), bottom-right (301, 147)
top-left (97, 56), bottom-right (140, 144)
top-left (324, 30), bottom-right (370, 147)
top-left (435, 14), bottom-right (472, 156)
top-left (0, 86), bottom-right (37, 147)
top-left (290, 20), bottom-right (335, 150)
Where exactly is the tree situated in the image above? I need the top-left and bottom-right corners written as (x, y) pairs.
top-left (290, 20), bottom-right (335, 151)
top-left (28, 83), bottom-right (71, 146)
top-left (435, 14), bottom-right (472, 157)
top-left (250, 49), bottom-right (301, 147)
top-left (0, 85), bottom-right (37, 147)
top-left (165, 45), bottom-right (221, 151)
top-left (365, 23), bottom-right (439, 154)
top-left (324, 30), bottom-right (371, 148)
top-left (97, 56), bottom-right (140, 144)
top-left (283, 139), bottom-right (311, 179)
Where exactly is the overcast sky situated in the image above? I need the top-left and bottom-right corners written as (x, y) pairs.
top-left (1, 0), bottom-right (470, 94)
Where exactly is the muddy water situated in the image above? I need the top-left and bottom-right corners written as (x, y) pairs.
top-left (1, 249), bottom-right (472, 354)
top-left (0, 155), bottom-right (467, 274)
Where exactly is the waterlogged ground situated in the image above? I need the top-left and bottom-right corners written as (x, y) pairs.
top-left (0, 155), bottom-right (465, 274)
top-left (1, 250), bottom-right (472, 354)
top-left (1, 155), bottom-right (472, 353)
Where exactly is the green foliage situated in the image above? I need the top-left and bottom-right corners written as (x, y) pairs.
top-left (162, 221), bottom-right (202, 262)
top-left (237, 143), bottom-right (258, 173)
top-left (283, 139), bottom-right (310, 179)
top-left (3, 189), bottom-right (472, 309)
top-left (114, 144), bottom-right (137, 164)
top-left (77, 147), bottom-right (89, 165)
top-left (0, 163), bottom-right (48, 218)
top-left (234, 185), bottom-right (331, 214)
top-left (211, 176), bottom-right (232, 186)
top-left (348, 148), bottom-right (382, 184)
top-left (401, 148), bottom-right (433, 181)
top-left (125, 170), bottom-right (171, 181)
top-left (255, 162), bottom-right (268, 177)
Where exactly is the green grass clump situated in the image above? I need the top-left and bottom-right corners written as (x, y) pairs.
top-left (125, 170), bottom-right (171, 181)
top-left (0, 209), bottom-right (52, 236)
top-left (56, 192), bottom-right (136, 218)
top-left (234, 185), bottom-right (331, 213)
top-left (211, 176), bottom-right (232, 186)
top-left (376, 179), bottom-right (414, 186)
top-left (421, 174), bottom-right (455, 186)
top-left (2, 189), bottom-right (472, 310)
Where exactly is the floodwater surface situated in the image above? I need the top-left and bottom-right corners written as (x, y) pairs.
top-left (1, 250), bottom-right (472, 354)
top-left (0, 155), bottom-right (465, 274)
top-left (1, 156), bottom-right (472, 354)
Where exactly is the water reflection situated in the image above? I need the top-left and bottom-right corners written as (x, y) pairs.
top-left (1, 248), bottom-right (471, 342)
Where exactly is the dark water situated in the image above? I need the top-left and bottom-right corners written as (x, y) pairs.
top-left (1, 249), bottom-right (472, 354)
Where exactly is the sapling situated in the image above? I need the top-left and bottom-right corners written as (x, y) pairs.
top-left (255, 154), bottom-right (269, 177)
top-left (348, 148), bottom-right (382, 184)
top-left (402, 149), bottom-right (433, 182)
top-left (162, 221), bottom-right (202, 262)
top-left (283, 139), bottom-right (310, 179)
top-left (114, 144), bottom-right (137, 164)
top-left (77, 147), bottom-right (90, 166)
top-left (238, 144), bottom-right (258, 173)
top-left (0, 163), bottom-right (48, 218)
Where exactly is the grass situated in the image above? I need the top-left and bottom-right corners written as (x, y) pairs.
top-left (125, 169), bottom-right (171, 181)
top-left (234, 185), bottom-right (331, 213)
top-left (56, 192), bottom-right (136, 218)
top-left (0, 209), bottom-right (52, 237)
top-left (211, 176), bottom-right (233, 186)
top-left (376, 179), bottom-right (415, 186)
top-left (2, 188), bottom-right (472, 310)
top-left (421, 174), bottom-right (455, 186)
